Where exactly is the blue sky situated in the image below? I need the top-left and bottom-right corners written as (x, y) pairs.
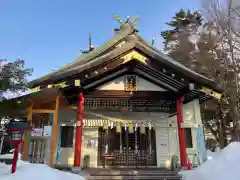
top-left (0, 0), bottom-right (199, 80)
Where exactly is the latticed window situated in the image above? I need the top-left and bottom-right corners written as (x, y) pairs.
top-left (84, 98), bottom-right (175, 112)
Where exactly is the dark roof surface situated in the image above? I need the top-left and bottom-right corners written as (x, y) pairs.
top-left (28, 23), bottom-right (222, 92)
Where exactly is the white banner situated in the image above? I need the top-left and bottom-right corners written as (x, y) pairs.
top-left (31, 128), bottom-right (43, 137)
top-left (43, 126), bottom-right (52, 136)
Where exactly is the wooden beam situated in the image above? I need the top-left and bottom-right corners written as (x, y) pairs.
top-left (33, 139), bottom-right (39, 163)
top-left (22, 104), bottom-right (33, 161)
top-left (49, 96), bottom-right (60, 167)
top-left (31, 109), bottom-right (55, 113)
top-left (62, 106), bottom-right (77, 110)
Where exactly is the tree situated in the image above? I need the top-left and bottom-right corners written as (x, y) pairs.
top-left (201, 0), bottom-right (240, 142)
top-left (0, 58), bottom-right (32, 118)
top-left (161, 9), bottom-right (203, 67)
top-left (160, 9), bottom-right (236, 148)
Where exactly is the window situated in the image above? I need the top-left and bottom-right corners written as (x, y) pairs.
top-left (184, 128), bottom-right (193, 148)
top-left (61, 126), bottom-right (74, 148)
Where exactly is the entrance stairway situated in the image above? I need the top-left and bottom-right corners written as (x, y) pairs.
top-left (82, 168), bottom-right (182, 180)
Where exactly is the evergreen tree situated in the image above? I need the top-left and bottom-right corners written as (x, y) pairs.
top-left (160, 9), bottom-right (232, 148)
top-left (0, 58), bottom-right (32, 118)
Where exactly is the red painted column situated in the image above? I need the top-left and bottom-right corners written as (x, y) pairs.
top-left (11, 143), bottom-right (19, 174)
top-left (73, 92), bottom-right (84, 168)
top-left (176, 96), bottom-right (187, 167)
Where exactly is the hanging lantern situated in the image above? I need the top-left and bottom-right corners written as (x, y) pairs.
top-left (140, 123), bottom-right (145, 134)
top-left (128, 123), bottom-right (134, 134)
top-left (116, 122), bottom-right (121, 133)
top-left (103, 119), bottom-right (108, 130)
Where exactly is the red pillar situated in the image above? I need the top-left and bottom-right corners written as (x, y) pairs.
top-left (73, 92), bottom-right (84, 168)
top-left (11, 143), bottom-right (19, 174)
top-left (176, 96), bottom-right (187, 167)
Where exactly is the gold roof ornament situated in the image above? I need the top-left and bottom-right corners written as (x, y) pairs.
top-left (200, 86), bottom-right (222, 100)
top-left (113, 14), bottom-right (124, 25)
top-left (113, 14), bottom-right (139, 25)
top-left (121, 50), bottom-right (147, 65)
top-left (113, 14), bottom-right (140, 33)
top-left (151, 37), bottom-right (156, 46)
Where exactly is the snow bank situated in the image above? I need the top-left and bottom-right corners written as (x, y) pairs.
top-left (182, 142), bottom-right (240, 180)
top-left (206, 150), bottom-right (219, 160)
top-left (0, 158), bottom-right (85, 180)
top-left (0, 153), bottom-right (22, 160)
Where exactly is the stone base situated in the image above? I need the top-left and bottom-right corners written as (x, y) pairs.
top-left (72, 166), bottom-right (82, 173)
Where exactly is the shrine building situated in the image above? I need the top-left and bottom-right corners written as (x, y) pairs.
top-left (5, 15), bottom-right (222, 170)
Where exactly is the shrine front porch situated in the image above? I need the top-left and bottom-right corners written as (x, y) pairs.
top-left (56, 101), bottom-right (203, 169)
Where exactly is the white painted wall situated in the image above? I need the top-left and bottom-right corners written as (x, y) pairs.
top-left (155, 116), bottom-right (179, 167)
top-left (57, 125), bottom-right (98, 167)
top-left (154, 99), bottom-right (205, 167)
top-left (98, 75), bottom-right (166, 91)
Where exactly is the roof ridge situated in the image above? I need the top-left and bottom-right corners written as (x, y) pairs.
top-left (134, 41), bottom-right (217, 87)
top-left (28, 26), bottom-right (135, 86)
top-left (42, 42), bottom-right (136, 82)
top-left (131, 36), bottom-right (216, 84)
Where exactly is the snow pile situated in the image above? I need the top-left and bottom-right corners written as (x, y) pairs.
top-left (206, 150), bottom-right (219, 160)
top-left (0, 152), bottom-right (22, 160)
top-left (0, 162), bottom-right (10, 176)
top-left (182, 142), bottom-right (240, 180)
top-left (0, 157), bottom-right (85, 180)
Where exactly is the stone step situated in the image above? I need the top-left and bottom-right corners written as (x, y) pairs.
top-left (82, 168), bottom-right (182, 180)
top-left (85, 168), bottom-right (179, 176)
top-left (88, 171), bottom-right (179, 176)
top-left (87, 175), bottom-right (182, 180)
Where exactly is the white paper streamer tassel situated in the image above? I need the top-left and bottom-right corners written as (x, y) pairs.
top-left (110, 121), bottom-right (114, 129)
top-left (105, 145), bottom-right (108, 154)
top-left (148, 121), bottom-right (152, 130)
top-left (124, 123), bottom-right (127, 131)
top-left (135, 123), bottom-right (138, 131)
top-left (140, 123), bottom-right (145, 134)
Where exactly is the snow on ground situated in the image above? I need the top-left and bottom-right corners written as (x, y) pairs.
top-left (182, 142), bottom-right (240, 180)
top-left (206, 149), bottom-right (220, 160)
top-left (0, 154), bottom-right (85, 180)
top-left (0, 152), bottom-right (22, 160)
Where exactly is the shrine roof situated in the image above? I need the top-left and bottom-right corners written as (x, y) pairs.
top-left (28, 16), bottom-right (222, 93)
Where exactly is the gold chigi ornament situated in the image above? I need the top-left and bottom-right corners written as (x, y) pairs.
top-left (140, 123), bottom-right (145, 134)
top-left (128, 123), bottom-right (134, 134)
top-left (116, 122), bottom-right (121, 133)
top-left (103, 119), bottom-right (108, 130)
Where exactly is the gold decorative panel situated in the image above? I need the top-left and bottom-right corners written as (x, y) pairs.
top-left (121, 50), bottom-right (147, 65)
top-left (125, 75), bottom-right (137, 92)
